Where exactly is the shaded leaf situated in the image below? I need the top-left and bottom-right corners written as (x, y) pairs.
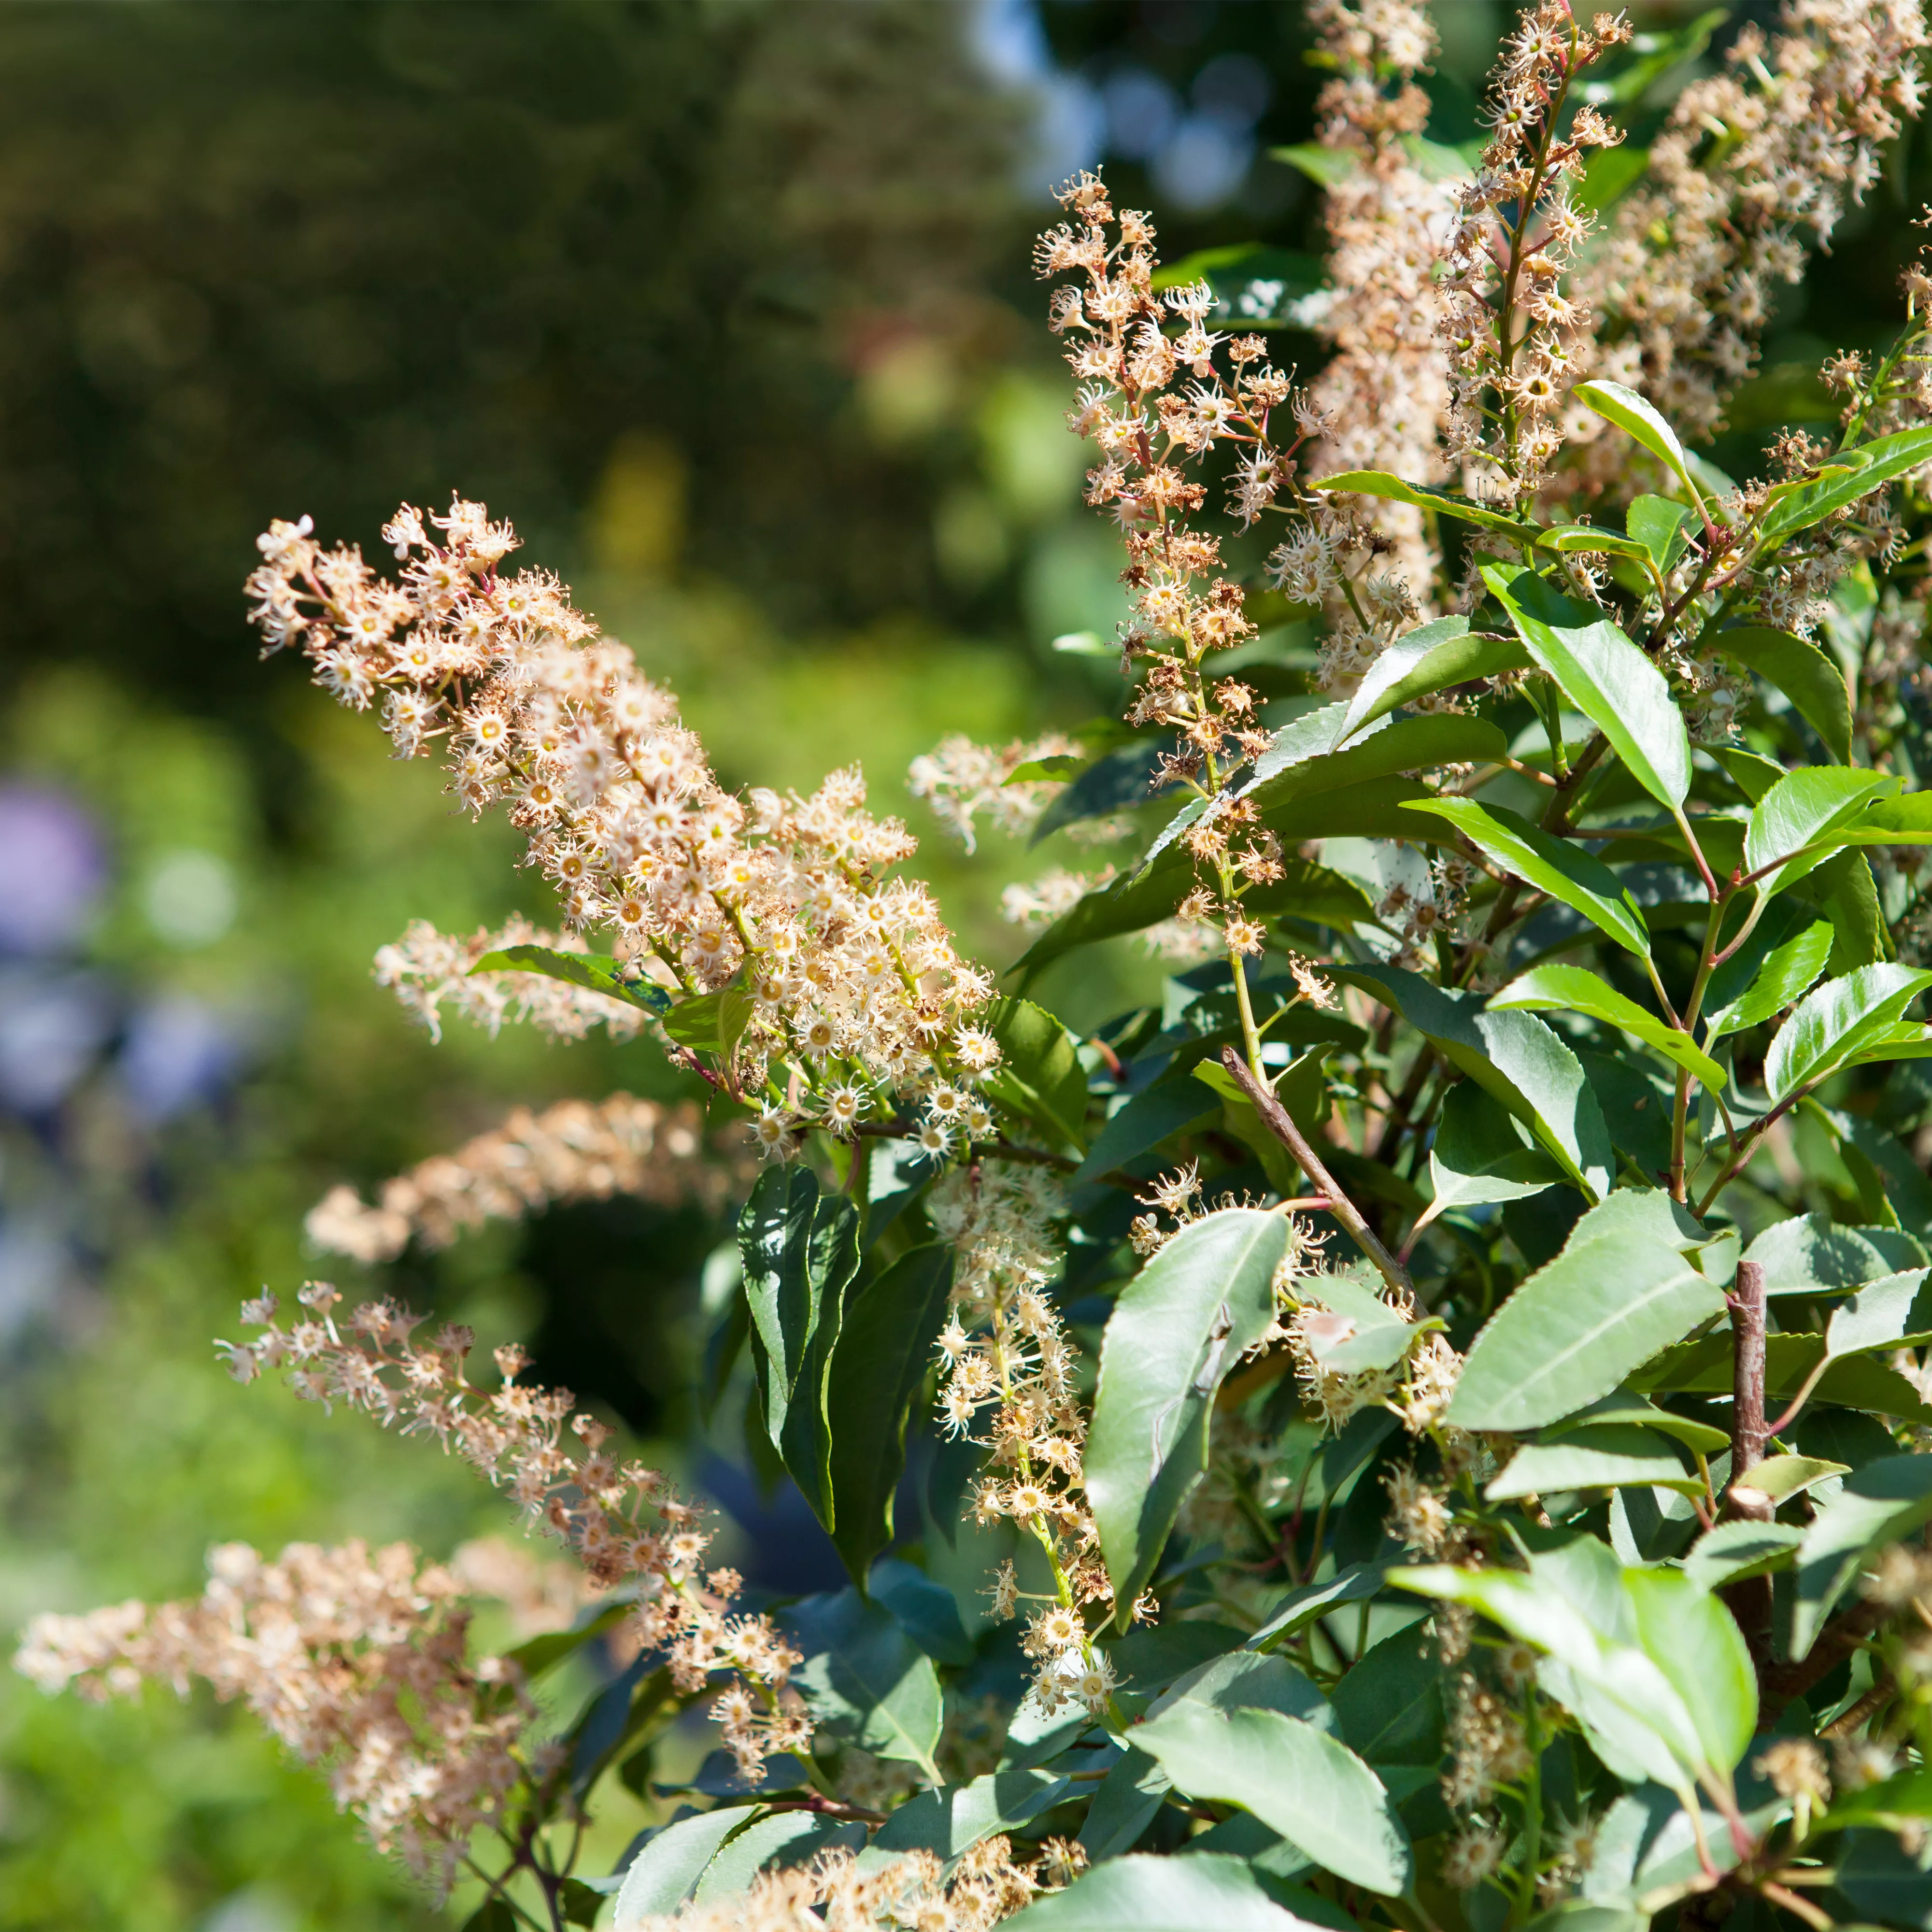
top-left (1741, 1212), bottom-right (1927, 1294)
top-left (1792, 1455), bottom-right (1932, 1658)
top-left (1682, 1520), bottom-right (1805, 1593)
top-left (1033, 739), bottom-right (1166, 846)
top-left (1702, 625), bottom-right (1852, 764)
top-left (1426, 1081), bottom-right (1564, 1211)
top-left (867, 1770), bottom-right (1071, 1865)
top-left (1073, 1073), bottom-right (1219, 1186)
top-left (786, 1589), bottom-right (943, 1781)
top-left (1087, 1209), bottom-right (1289, 1613)
top-left (694, 1814), bottom-right (866, 1901)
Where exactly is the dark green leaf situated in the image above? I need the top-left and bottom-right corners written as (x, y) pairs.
top-left (1338, 962), bottom-right (1613, 1199)
top-left (1792, 1455), bottom-right (1932, 1657)
top-left (1490, 964), bottom-right (1726, 1091)
top-left (1076, 1747), bottom-right (1171, 1861)
top-left (1576, 142), bottom-right (1648, 210)
top-left (983, 997), bottom-right (1089, 1152)
top-left (1702, 625), bottom-right (1853, 763)
top-left (869, 1770), bottom-right (1071, 1864)
top-left (1331, 1626), bottom-right (1446, 1767)
top-left (1403, 796), bottom-right (1649, 954)
top-left (1133, 1703), bottom-right (1412, 1894)
top-left (1425, 1081), bottom-right (1563, 1211)
top-left (1832, 1829), bottom-right (1932, 1928)
top-left (736, 1168), bottom-right (859, 1526)
top-left (1247, 1564), bottom-right (1385, 1652)
top-left (1705, 921), bottom-right (1833, 1041)
top-left (822, 1243), bottom-right (953, 1585)
top-left (1447, 1196), bottom-right (1727, 1430)
top-left (786, 1588), bottom-right (943, 1780)
top-left (1482, 563), bottom-right (1691, 812)
top-left (1332, 618), bottom-right (1529, 744)
top-left (870, 1558), bottom-right (975, 1666)
top-left (1073, 1072), bottom-right (1219, 1185)
top-left (1796, 846), bottom-right (1887, 971)
top-left (1033, 739), bottom-right (1166, 846)
top-left (1242, 711), bottom-right (1508, 812)
top-left (1087, 1209), bottom-right (1290, 1613)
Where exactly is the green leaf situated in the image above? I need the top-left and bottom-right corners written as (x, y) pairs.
top-left (1705, 921), bottom-right (1833, 1041)
top-left (1004, 1852), bottom-right (1351, 1932)
top-left (1800, 847), bottom-right (1887, 971)
top-left (1272, 142), bottom-right (1358, 187)
top-left (1403, 796), bottom-right (1649, 955)
top-left (1338, 962), bottom-right (1613, 1200)
top-left (1489, 964), bottom-right (1727, 1092)
top-left (1313, 467), bottom-right (1538, 536)
top-left (1242, 711), bottom-right (1508, 812)
top-left (1077, 1747), bottom-right (1171, 1861)
top-left (1331, 1626), bottom-right (1447, 1769)
top-left (1134, 1703), bottom-right (1411, 1895)
top-left (1743, 767), bottom-right (1898, 899)
top-left (1425, 1081), bottom-right (1564, 1211)
top-left (1826, 1268), bottom-right (1932, 1360)
top-left (1682, 1520), bottom-right (1806, 1593)
top-left (983, 996), bottom-right (1089, 1152)
top-left (1622, 1567), bottom-right (1757, 1776)
top-left (469, 941), bottom-right (670, 1015)
top-left (1073, 1072), bottom-right (1219, 1185)
top-left (822, 1243), bottom-right (953, 1585)
top-left (1011, 775), bottom-right (1443, 976)
top-left (611, 1805), bottom-right (759, 1924)
top-left (1741, 1211), bottom-right (1928, 1293)
top-left (1087, 1208), bottom-right (1290, 1614)
top-left (1447, 1199), bottom-right (1727, 1431)
top-left (1576, 142), bottom-right (1648, 210)
top-left (1332, 618), bottom-right (1530, 745)
top-left (1757, 425), bottom-right (1932, 544)
top-left (1005, 753), bottom-right (1085, 783)
top-left (1631, 1331), bottom-right (1932, 1418)
top-left (1247, 1564), bottom-right (1385, 1653)
top-left (867, 1770), bottom-right (1071, 1865)
top-left (1742, 1454), bottom-right (1851, 1502)
top-left (1791, 1455), bottom-right (1932, 1658)
top-left (660, 985), bottom-right (755, 1059)
top-left (1541, 1391), bottom-right (1730, 1453)
top-left (1765, 963), bottom-right (1932, 1102)
top-left (1833, 1829), bottom-right (1932, 1927)
top-left (693, 1813), bottom-right (866, 1901)
top-left (1033, 739), bottom-right (1165, 845)
top-left (1538, 523), bottom-right (1657, 568)
top-left (1627, 495), bottom-right (1695, 573)
top-left (1701, 625), bottom-right (1853, 764)
top-left (787, 1588), bottom-right (943, 1780)
top-left (1294, 1267), bottom-right (1421, 1376)
top-left (498, 1602), bottom-right (630, 1684)
top-left (1145, 1649), bottom-right (1332, 1727)
top-left (1486, 1424), bottom-right (1694, 1501)
top-left (736, 1168), bottom-right (859, 1526)
top-left (1841, 790), bottom-right (1932, 844)
top-left (1573, 380), bottom-right (1705, 512)
top-left (1482, 563), bottom-right (1691, 812)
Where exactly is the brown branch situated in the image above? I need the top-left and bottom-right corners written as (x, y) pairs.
top-left (1221, 1047), bottom-right (1412, 1294)
top-left (1727, 1260), bottom-right (1771, 1500)
top-left (1760, 1599), bottom-right (1889, 1719)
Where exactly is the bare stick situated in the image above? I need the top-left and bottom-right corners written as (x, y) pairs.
top-left (1724, 1259), bottom-right (1776, 1527)
top-left (1221, 1047), bottom-right (1412, 1295)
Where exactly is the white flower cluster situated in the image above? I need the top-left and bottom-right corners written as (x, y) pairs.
top-left (15, 1540), bottom-right (535, 1893)
top-left (305, 1092), bottom-right (735, 1264)
top-left (907, 731), bottom-right (1081, 854)
top-left (248, 501), bottom-right (995, 1154)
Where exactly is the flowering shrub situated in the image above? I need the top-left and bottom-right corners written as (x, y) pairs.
top-left (28, 2), bottom-right (1932, 1928)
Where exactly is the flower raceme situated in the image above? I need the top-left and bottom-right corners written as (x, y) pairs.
top-left (247, 499), bottom-right (1000, 1162)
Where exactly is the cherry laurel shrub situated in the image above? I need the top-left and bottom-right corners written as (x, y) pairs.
top-left (26, 2), bottom-right (1932, 1929)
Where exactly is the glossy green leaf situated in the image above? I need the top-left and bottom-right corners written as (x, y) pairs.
top-left (660, 985), bottom-right (755, 1058)
top-left (1403, 796), bottom-right (1649, 954)
top-left (1004, 1852), bottom-right (1352, 1932)
top-left (983, 996), bottom-right (1089, 1152)
top-left (1704, 921), bottom-right (1833, 1041)
top-left (1490, 964), bottom-right (1726, 1092)
top-left (1765, 963), bottom-right (1932, 1102)
top-left (1239, 700), bottom-right (1356, 788)
top-left (867, 1770), bottom-right (1071, 1865)
top-left (736, 1168), bottom-right (859, 1525)
top-left (1486, 1424), bottom-right (1693, 1500)
top-left (1339, 962), bottom-right (1613, 1200)
top-left (1448, 1199), bottom-right (1727, 1431)
top-left (470, 941), bottom-right (670, 1015)
top-left (1333, 617), bottom-right (1529, 745)
top-left (694, 1813), bottom-right (866, 1901)
top-left (1247, 1564), bottom-right (1385, 1653)
top-left (1425, 1080), bottom-right (1563, 1211)
top-left (1541, 1392), bottom-right (1730, 1453)
top-left (1681, 1520), bottom-right (1805, 1594)
top-left (1757, 425), bottom-right (1932, 544)
top-left (1072, 1073), bottom-right (1218, 1185)
top-left (1631, 1331), bottom-right (1932, 1418)
top-left (1573, 380), bottom-right (1703, 509)
top-left (1701, 625), bottom-right (1853, 764)
top-left (823, 1243), bottom-right (953, 1584)
top-left (1241, 710), bottom-right (1508, 813)
top-left (1842, 790), bottom-right (1932, 844)
top-left (1312, 467), bottom-right (1539, 536)
top-left (1134, 1702), bottom-right (1411, 1894)
top-left (1087, 1208), bottom-right (1290, 1614)
top-left (1482, 563), bottom-right (1691, 812)
top-left (1627, 495), bottom-right (1695, 572)
top-left (1791, 1455), bottom-right (1932, 1657)
top-left (787, 1588), bottom-right (943, 1780)
top-left (1742, 1211), bottom-right (1928, 1293)
top-left (1742, 767), bottom-right (1898, 899)
top-left (1801, 847), bottom-right (1888, 971)
top-left (611, 1805), bottom-right (759, 1925)
top-left (1538, 523), bottom-right (1656, 567)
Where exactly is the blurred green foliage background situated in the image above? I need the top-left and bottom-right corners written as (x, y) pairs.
top-left (2, 1), bottom-right (1929, 1926)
